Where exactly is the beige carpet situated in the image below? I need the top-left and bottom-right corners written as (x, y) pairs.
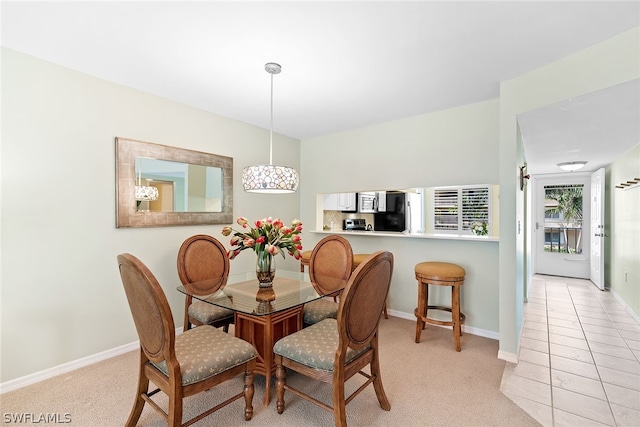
top-left (0, 317), bottom-right (539, 426)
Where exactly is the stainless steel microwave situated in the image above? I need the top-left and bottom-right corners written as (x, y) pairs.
top-left (358, 192), bottom-right (378, 213)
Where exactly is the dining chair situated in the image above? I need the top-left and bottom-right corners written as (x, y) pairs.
top-left (117, 253), bottom-right (257, 426)
top-left (274, 250), bottom-right (394, 427)
top-left (303, 235), bottom-right (354, 326)
top-left (177, 234), bottom-right (234, 332)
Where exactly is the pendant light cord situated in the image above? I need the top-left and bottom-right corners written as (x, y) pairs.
top-left (242, 62), bottom-right (297, 193)
top-left (269, 70), bottom-right (274, 165)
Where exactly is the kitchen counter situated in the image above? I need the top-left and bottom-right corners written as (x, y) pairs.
top-left (312, 229), bottom-right (499, 242)
top-left (309, 230), bottom-right (500, 242)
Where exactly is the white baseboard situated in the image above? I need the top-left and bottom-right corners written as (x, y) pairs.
top-left (0, 341), bottom-right (137, 394)
top-left (498, 313), bottom-right (526, 364)
top-left (609, 287), bottom-right (640, 323)
top-left (3, 311), bottom-right (506, 394)
top-left (497, 350), bottom-right (519, 363)
top-left (388, 309), bottom-right (500, 341)
top-left (0, 327), bottom-right (184, 395)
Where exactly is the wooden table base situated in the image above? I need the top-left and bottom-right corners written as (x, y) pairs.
top-left (234, 306), bottom-right (303, 406)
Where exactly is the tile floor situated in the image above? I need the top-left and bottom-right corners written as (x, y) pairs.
top-left (500, 274), bottom-right (640, 426)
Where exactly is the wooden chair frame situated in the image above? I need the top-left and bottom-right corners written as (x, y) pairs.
top-left (275, 250), bottom-right (394, 427)
top-left (177, 234), bottom-right (234, 332)
top-left (308, 235), bottom-right (354, 297)
top-left (117, 253), bottom-right (256, 427)
top-left (302, 235), bottom-right (353, 327)
top-left (305, 239), bottom-right (388, 320)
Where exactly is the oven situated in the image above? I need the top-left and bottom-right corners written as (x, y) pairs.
top-left (343, 218), bottom-right (367, 231)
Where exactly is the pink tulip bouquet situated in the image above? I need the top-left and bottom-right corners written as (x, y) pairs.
top-left (222, 217), bottom-right (304, 261)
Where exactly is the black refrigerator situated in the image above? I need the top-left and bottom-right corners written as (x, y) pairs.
top-left (374, 191), bottom-right (406, 232)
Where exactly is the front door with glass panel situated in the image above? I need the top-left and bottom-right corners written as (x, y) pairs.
top-left (535, 175), bottom-right (591, 278)
top-left (590, 168), bottom-right (605, 290)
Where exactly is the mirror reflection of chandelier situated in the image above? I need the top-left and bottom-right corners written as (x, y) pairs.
top-left (135, 157), bottom-right (159, 201)
top-left (135, 184), bottom-right (159, 201)
top-left (242, 62), bottom-right (299, 193)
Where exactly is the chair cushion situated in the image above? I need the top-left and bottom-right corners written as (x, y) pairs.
top-left (152, 325), bottom-right (257, 385)
top-left (274, 318), bottom-right (368, 372)
top-left (303, 298), bottom-right (339, 325)
top-left (188, 300), bottom-right (234, 325)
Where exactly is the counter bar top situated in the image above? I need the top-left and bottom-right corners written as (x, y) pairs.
top-left (311, 229), bottom-right (499, 242)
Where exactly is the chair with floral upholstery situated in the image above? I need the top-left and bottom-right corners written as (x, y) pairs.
top-left (274, 250), bottom-right (393, 427)
top-left (178, 234), bottom-right (234, 333)
top-left (302, 235), bottom-right (354, 326)
top-left (117, 253), bottom-right (257, 426)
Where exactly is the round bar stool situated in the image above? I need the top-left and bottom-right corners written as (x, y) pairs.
top-left (299, 250), bottom-right (313, 272)
top-left (414, 262), bottom-right (466, 351)
top-left (353, 254), bottom-right (388, 319)
top-left (352, 253), bottom-right (370, 269)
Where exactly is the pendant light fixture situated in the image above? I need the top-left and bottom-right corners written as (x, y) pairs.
top-left (242, 62), bottom-right (299, 193)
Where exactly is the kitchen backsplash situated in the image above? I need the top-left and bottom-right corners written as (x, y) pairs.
top-left (322, 211), bottom-right (374, 230)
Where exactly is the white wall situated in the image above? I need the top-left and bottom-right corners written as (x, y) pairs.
top-left (607, 144), bottom-right (640, 314)
top-left (498, 27), bottom-right (640, 358)
top-left (300, 100), bottom-right (501, 335)
top-left (0, 48), bottom-right (301, 382)
top-left (3, 26), bottom-right (638, 385)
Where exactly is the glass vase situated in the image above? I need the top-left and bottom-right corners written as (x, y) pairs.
top-left (256, 251), bottom-right (276, 288)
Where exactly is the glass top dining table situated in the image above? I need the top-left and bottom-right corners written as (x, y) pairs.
top-left (176, 271), bottom-right (345, 316)
top-left (177, 270), bottom-right (347, 407)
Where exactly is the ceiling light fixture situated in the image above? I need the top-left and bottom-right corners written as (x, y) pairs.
top-left (242, 62), bottom-right (299, 193)
top-left (557, 161), bottom-right (587, 172)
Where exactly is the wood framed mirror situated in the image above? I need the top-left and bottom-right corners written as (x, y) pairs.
top-left (115, 137), bottom-right (233, 228)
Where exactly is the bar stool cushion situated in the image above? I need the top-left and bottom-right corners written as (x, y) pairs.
top-left (299, 250), bottom-right (313, 272)
top-left (415, 262), bottom-right (466, 282)
top-left (352, 253), bottom-right (370, 268)
top-left (301, 250), bottom-right (313, 264)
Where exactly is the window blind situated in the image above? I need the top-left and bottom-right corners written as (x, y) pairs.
top-left (462, 187), bottom-right (489, 230)
top-left (433, 189), bottom-right (459, 231)
top-left (433, 186), bottom-right (490, 232)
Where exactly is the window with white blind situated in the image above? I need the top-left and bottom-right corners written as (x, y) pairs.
top-left (432, 186), bottom-right (491, 233)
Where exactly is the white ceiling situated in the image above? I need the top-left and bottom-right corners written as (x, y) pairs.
top-left (519, 79), bottom-right (640, 175)
top-left (2, 1), bottom-right (639, 172)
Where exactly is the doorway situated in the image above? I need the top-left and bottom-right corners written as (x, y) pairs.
top-left (149, 180), bottom-right (175, 212)
top-left (534, 174), bottom-right (591, 279)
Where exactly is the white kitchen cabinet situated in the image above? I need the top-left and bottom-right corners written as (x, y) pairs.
top-left (323, 193), bottom-right (339, 210)
top-left (323, 192), bottom-right (356, 211)
top-left (338, 193), bottom-right (356, 211)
